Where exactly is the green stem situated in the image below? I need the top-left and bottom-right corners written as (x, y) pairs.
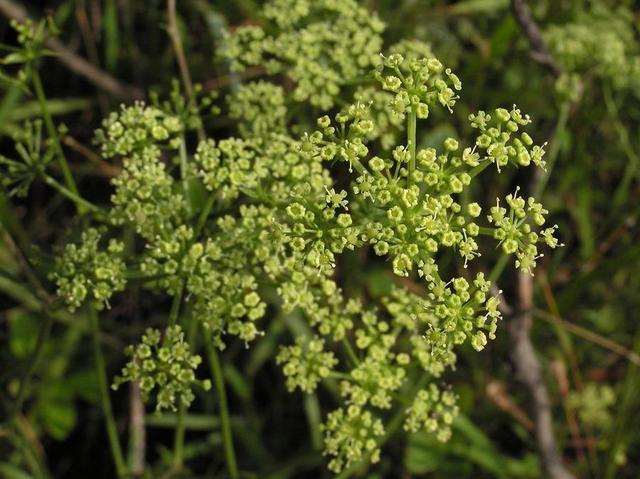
top-left (172, 411), bottom-right (185, 470)
top-left (341, 337), bottom-right (359, 366)
top-left (478, 226), bottom-right (495, 236)
top-left (303, 393), bottom-right (323, 450)
top-left (166, 287), bottom-right (187, 465)
top-left (167, 0), bottom-right (206, 142)
top-left (204, 329), bottom-right (239, 479)
top-left (534, 101), bottom-right (570, 198)
top-left (43, 174), bottom-right (106, 218)
top-left (407, 105), bottom-right (417, 183)
top-left (1, 227), bottom-right (56, 421)
top-left (488, 253), bottom-right (510, 283)
top-left (603, 86), bottom-right (640, 210)
top-left (178, 137), bottom-right (191, 215)
top-left (173, 305), bottom-right (197, 470)
top-left (31, 69), bottom-right (78, 198)
top-left (12, 314), bottom-right (54, 420)
top-left (467, 159), bottom-right (492, 179)
top-left (349, 157), bottom-right (367, 177)
top-left (89, 306), bottom-right (127, 477)
top-left (335, 372), bottom-right (431, 479)
top-left (167, 285), bottom-right (184, 330)
top-left (195, 192), bottom-right (216, 237)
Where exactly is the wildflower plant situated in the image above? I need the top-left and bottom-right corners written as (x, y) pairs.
top-left (112, 326), bottom-right (212, 412)
top-left (0, 2), bottom-right (562, 477)
top-left (544, 3), bottom-right (640, 98)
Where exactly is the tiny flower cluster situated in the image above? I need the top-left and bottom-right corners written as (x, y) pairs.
top-left (228, 81), bottom-right (287, 138)
top-left (404, 384), bottom-right (459, 441)
top-left (94, 102), bottom-right (184, 158)
top-left (322, 405), bottom-right (384, 473)
top-left (277, 336), bottom-right (338, 393)
top-left (51, 228), bottom-right (126, 311)
top-left (545, 5), bottom-right (640, 96)
top-left (40, 1), bottom-right (560, 470)
top-left (373, 51), bottom-right (462, 118)
top-left (221, 0), bottom-right (384, 109)
top-left (112, 326), bottom-right (211, 412)
top-left (469, 106), bottom-right (546, 171)
top-left (488, 187), bottom-right (561, 271)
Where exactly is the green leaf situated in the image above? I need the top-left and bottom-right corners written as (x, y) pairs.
top-left (406, 415), bottom-right (540, 478)
top-left (405, 436), bottom-right (443, 474)
top-left (36, 384), bottom-right (77, 440)
top-left (0, 462), bottom-right (33, 479)
top-left (4, 98), bottom-right (91, 123)
top-left (9, 309), bottom-right (39, 358)
top-left (449, 0), bottom-right (509, 15)
top-left (1, 52), bottom-right (28, 65)
top-left (65, 369), bottom-right (99, 403)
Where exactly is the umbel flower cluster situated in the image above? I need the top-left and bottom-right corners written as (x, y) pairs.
top-left (112, 326), bottom-right (212, 412)
top-left (1, 0), bottom-right (560, 474)
top-left (544, 3), bottom-right (640, 97)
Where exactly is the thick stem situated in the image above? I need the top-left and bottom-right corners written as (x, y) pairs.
top-left (204, 329), bottom-right (239, 479)
top-left (166, 286), bottom-right (184, 330)
top-left (467, 159), bottom-right (492, 180)
top-left (341, 337), bottom-right (359, 366)
top-left (172, 407), bottom-right (186, 470)
top-left (89, 306), bottom-right (127, 477)
top-left (507, 273), bottom-right (574, 479)
top-left (31, 69), bottom-right (78, 197)
top-left (489, 253), bottom-right (510, 283)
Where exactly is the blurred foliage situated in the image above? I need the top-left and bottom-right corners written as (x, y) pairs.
top-left (0, 0), bottom-right (639, 478)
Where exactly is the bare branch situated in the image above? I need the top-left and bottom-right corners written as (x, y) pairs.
top-left (486, 380), bottom-right (534, 431)
top-left (129, 381), bottom-right (146, 475)
top-left (0, 0), bottom-right (142, 100)
top-left (506, 272), bottom-right (575, 479)
top-left (510, 0), bottom-right (562, 78)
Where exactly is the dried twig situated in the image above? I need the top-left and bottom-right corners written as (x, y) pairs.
top-left (506, 3), bottom-right (579, 477)
top-left (166, 0), bottom-right (195, 102)
top-left (550, 360), bottom-right (587, 465)
top-left (129, 381), bottom-right (146, 475)
top-left (166, 0), bottom-right (205, 141)
top-left (62, 135), bottom-right (121, 177)
top-left (510, 0), bottom-right (562, 78)
top-left (486, 380), bottom-right (534, 431)
top-left (507, 272), bottom-right (575, 479)
top-left (536, 308), bottom-right (640, 367)
top-left (0, 0), bottom-right (142, 100)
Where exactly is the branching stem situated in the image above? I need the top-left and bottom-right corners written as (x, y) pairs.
top-left (89, 306), bottom-right (127, 477)
top-left (167, 0), bottom-right (205, 141)
top-left (42, 174), bottom-right (106, 218)
top-left (204, 329), bottom-right (239, 479)
top-left (31, 69), bottom-right (78, 198)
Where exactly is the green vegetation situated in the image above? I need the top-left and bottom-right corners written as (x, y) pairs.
top-left (1, 1), bottom-right (639, 478)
